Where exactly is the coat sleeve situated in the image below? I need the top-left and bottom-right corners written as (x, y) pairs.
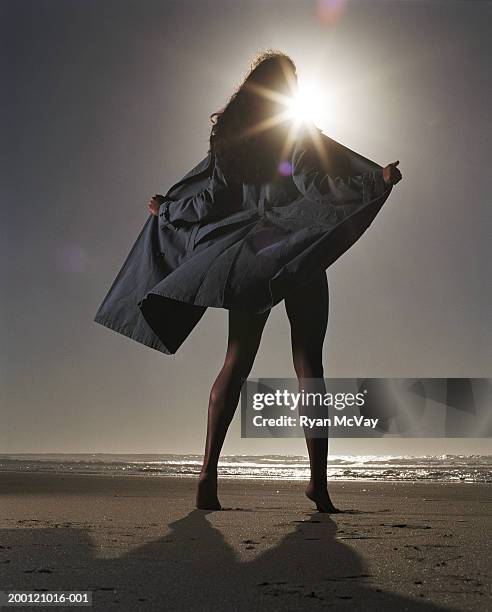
top-left (159, 161), bottom-right (233, 226)
top-left (291, 136), bottom-right (391, 207)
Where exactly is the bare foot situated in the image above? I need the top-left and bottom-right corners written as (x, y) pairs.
top-left (305, 482), bottom-right (341, 513)
top-left (196, 473), bottom-right (221, 510)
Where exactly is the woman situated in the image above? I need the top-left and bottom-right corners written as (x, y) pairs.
top-left (95, 50), bottom-right (402, 512)
top-left (149, 50), bottom-right (402, 511)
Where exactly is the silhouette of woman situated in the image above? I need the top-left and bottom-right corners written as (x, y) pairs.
top-left (154, 51), bottom-right (401, 511)
top-left (96, 50), bottom-right (402, 512)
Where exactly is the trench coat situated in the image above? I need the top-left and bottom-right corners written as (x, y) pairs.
top-left (94, 123), bottom-right (393, 355)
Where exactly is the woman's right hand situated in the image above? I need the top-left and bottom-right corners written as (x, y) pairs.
top-left (148, 194), bottom-right (166, 216)
top-left (383, 160), bottom-right (402, 186)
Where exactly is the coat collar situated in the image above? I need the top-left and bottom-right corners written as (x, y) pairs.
top-left (165, 151), bottom-right (214, 198)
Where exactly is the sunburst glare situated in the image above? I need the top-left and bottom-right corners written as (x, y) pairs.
top-left (241, 74), bottom-right (332, 172)
top-left (285, 82), bottom-right (325, 126)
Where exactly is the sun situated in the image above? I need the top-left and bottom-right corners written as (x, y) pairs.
top-left (243, 78), bottom-right (326, 133)
top-left (241, 76), bottom-right (332, 169)
top-left (285, 84), bottom-right (322, 126)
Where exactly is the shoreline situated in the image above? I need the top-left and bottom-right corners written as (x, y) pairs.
top-left (1, 473), bottom-right (490, 611)
top-left (0, 469), bottom-right (489, 484)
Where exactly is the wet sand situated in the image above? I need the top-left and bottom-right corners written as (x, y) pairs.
top-left (0, 473), bottom-right (490, 611)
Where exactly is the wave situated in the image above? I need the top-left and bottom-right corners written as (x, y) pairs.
top-left (0, 454), bottom-right (490, 483)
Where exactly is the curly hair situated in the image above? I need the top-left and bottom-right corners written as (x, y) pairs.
top-left (209, 50), bottom-right (298, 184)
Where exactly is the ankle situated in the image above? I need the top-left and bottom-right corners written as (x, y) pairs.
top-left (308, 477), bottom-right (327, 489)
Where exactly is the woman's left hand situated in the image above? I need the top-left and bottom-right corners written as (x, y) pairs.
top-left (148, 194), bottom-right (166, 216)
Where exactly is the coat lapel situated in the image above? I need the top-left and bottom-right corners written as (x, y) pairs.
top-left (164, 151), bottom-right (214, 199)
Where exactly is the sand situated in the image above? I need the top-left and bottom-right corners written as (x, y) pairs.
top-left (0, 473), bottom-right (490, 611)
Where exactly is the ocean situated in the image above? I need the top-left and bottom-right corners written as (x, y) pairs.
top-left (0, 454), bottom-right (490, 483)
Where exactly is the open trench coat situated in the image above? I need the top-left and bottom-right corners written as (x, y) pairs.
top-left (94, 124), bottom-right (393, 355)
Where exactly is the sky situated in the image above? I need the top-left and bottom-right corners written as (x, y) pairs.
top-left (2, 0), bottom-right (490, 455)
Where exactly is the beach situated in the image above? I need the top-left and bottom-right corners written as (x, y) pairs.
top-left (0, 473), bottom-right (490, 611)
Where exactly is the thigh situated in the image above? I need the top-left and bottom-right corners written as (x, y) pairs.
top-left (284, 271), bottom-right (329, 351)
top-left (225, 308), bottom-right (271, 366)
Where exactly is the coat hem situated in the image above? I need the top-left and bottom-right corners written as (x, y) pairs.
top-left (93, 314), bottom-right (173, 355)
top-left (141, 287), bottom-right (275, 314)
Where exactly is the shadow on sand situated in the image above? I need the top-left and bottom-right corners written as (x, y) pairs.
top-left (0, 510), bottom-right (453, 611)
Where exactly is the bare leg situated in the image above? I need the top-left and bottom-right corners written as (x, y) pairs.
top-left (197, 307), bottom-right (270, 510)
top-left (284, 272), bottom-right (340, 513)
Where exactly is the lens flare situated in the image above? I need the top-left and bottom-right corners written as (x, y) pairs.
top-left (278, 160), bottom-right (293, 176)
top-left (316, 0), bottom-right (347, 26)
top-left (285, 84), bottom-right (323, 126)
top-left (239, 74), bottom-right (332, 175)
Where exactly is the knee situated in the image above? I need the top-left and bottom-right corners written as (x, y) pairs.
top-left (224, 356), bottom-right (254, 386)
top-left (209, 359), bottom-right (253, 406)
top-left (292, 351), bottom-right (324, 379)
top-left (223, 342), bottom-right (259, 380)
